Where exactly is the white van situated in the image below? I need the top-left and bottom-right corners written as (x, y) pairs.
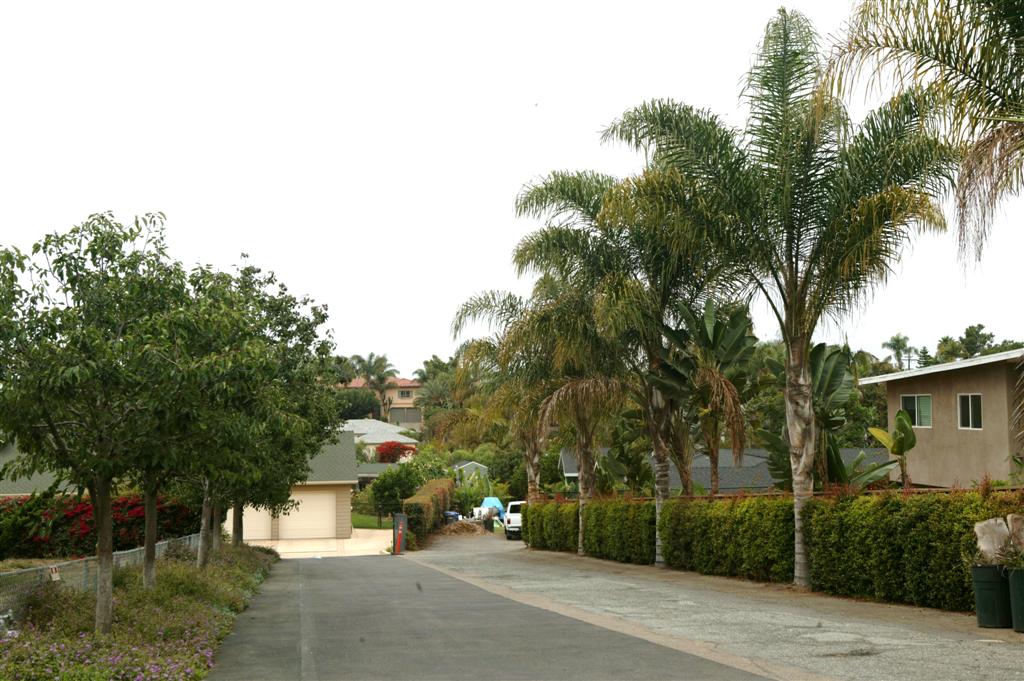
top-left (504, 500), bottom-right (524, 540)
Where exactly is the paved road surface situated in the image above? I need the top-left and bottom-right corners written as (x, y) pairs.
top-left (210, 555), bottom-right (766, 681)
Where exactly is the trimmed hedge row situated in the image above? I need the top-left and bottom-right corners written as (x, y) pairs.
top-left (803, 490), bottom-right (1024, 611)
top-left (660, 496), bottom-right (794, 583)
top-left (523, 491), bottom-right (1024, 612)
top-left (522, 501), bottom-right (578, 552)
top-left (402, 478), bottom-right (454, 539)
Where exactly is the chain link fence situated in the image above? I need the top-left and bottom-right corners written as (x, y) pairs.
top-left (0, 533), bottom-right (201, 622)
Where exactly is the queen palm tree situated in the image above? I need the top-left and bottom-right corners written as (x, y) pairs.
top-left (882, 333), bottom-right (912, 370)
top-left (351, 353), bottom-right (398, 421)
top-left (832, 0), bottom-right (1024, 257)
top-left (603, 9), bottom-right (958, 585)
top-left (513, 170), bottom-right (736, 563)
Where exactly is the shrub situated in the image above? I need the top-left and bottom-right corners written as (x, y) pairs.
top-left (582, 499), bottom-right (655, 565)
top-left (0, 493), bottom-right (199, 560)
top-left (659, 496), bottom-right (794, 582)
top-left (523, 501), bottom-right (578, 553)
top-left (0, 544), bottom-right (277, 680)
top-left (351, 487), bottom-right (376, 515)
top-left (803, 490), bottom-right (1024, 611)
top-left (402, 478), bottom-right (454, 540)
top-left (376, 441), bottom-right (416, 463)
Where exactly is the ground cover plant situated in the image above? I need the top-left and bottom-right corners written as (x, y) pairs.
top-left (0, 543), bottom-right (276, 680)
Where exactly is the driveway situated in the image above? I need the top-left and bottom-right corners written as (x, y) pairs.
top-left (210, 554), bottom-right (766, 681)
top-left (251, 528), bottom-right (391, 559)
top-left (412, 535), bottom-right (1024, 681)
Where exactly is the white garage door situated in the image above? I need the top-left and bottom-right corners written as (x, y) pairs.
top-left (222, 506), bottom-right (273, 541)
top-left (279, 490), bottom-right (336, 539)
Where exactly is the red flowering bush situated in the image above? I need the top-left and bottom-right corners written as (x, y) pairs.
top-left (375, 441), bottom-right (416, 463)
top-left (0, 494), bottom-right (200, 559)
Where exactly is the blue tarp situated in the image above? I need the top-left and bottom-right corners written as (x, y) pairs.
top-left (481, 496), bottom-right (505, 519)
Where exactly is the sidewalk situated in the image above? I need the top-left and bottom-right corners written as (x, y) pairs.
top-left (410, 535), bottom-right (1024, 681)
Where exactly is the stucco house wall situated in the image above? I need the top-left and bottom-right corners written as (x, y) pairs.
top-left (881, 362), bottom-right (1017, 487)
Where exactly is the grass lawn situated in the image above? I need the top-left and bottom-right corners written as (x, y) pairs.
top-left (352, 512), bottom-right (393, 530)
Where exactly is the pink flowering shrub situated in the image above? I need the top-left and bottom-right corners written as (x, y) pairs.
top-left (0, 545), bottom-right (276, 680)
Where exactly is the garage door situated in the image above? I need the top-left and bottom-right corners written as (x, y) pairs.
top-left (222, 506), bottom-right (272, 541)
top-left (279, 490), bottom-right (336, 539)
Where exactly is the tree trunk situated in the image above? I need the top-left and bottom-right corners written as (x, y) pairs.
top-left (92, 476), bottom-right (114, 634)
top-left (785, 340), bottom-right (816, 588)
top-left (899, 456), bottom-right (910, 489)
top-left (211, 501), bottom-right (222, 553)
top-left (575, 434), bottom-right (595, 557)
top-left (197, 483), bottom-right (213, 569)
top-left (143, 482), bottom-right (158, 590)
top-left (706, 421), bottom-right (720, 496)
top-left (232, 501), bottom-right (244, 546)
top-left (647, 399), bottom-right (672, 567)
top-left (670, 416), bottom-right (693, 496)
top-left (525, 440), bottom-right (543, 504)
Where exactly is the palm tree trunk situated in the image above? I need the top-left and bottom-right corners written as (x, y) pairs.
top-left (670, 415), bottom-right (693, 496)
top-left (143, 479), bottom-right (158, 590)
top-left (575, 432), bottom-right (595, 557)
top-left (525, 439), bottom-right (543, 504)
top-left (91, 475), bottom-right (114, 634)
top-left (646, 398), bottom-right (671, 567)
top-left (785, 340), bottom-right (816, 588)
top-left (706, 421), bottom-right (720, 496)
top-left (232, 500), bottom-right (244, 546)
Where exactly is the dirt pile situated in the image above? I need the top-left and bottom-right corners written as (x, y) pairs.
top-left (437, 521), bottom-right (486, 536)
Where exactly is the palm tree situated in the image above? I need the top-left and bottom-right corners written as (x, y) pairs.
top-left (651, 300), bottom-right (757, 495)
top-left (351, 353), bottom-right (398, 421)
top-left (604, 9), bottom-right (957, 585)
top-left (832, 0), bottom-right (1024, 257)
top-left (513, 170), bottom-right (736, 564)
top-left (882, 333), bottom-right (912, 370)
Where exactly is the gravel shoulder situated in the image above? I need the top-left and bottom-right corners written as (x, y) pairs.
top-left (409, 534), bottom-right (1024, 681)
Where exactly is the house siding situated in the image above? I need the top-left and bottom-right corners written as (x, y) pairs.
top-left (884, 362), bottom-right (1016, 487)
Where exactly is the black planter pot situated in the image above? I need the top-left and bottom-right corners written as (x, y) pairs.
top-left (972, 564), bottom-right (1013, 628)
top-left (1008, 568), bottom-right (1024, 633)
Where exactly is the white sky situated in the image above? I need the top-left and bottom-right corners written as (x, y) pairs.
top-left (0, 1), bottom-right (1020, 376)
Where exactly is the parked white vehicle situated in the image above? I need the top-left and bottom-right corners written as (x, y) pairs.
top-left (504, 500), bottom-right (524, 540)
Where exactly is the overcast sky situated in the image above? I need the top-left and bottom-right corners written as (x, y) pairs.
top-left (1, 1), bottom-right (1020, 376)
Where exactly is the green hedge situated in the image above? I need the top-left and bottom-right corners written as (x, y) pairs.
top-left (660, 496), bottom-right (794, 582)
top-left (402, 478), bottom-right (454, 539)
top-left (803, 490), bottom-right (1024, 611)
top-left (583, 499), bottom-right (656, 565)
top-left (522, 501), bottom-right (578, 552)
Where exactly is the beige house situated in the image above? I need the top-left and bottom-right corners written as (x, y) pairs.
top-left (224, 431), bottom-right (358, 541)
top-left (346, 377), bottom-right (422, 428)
top-left (858, 348), bottom-right (1023, 487)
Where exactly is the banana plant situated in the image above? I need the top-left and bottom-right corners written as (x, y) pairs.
top-left (868, 409), bottom-right (917, 489)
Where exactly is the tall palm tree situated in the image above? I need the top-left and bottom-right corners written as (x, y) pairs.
top-left (832, 0), bottom-right (1024, 257)
top-left (351, 353), bottom-right (398, 421)
top-left (514, 170), bottom-right (735, 564)
top-left (882, 333), bottom-right (912, 370)
top-left (604, 9), bottom-right (957, 585)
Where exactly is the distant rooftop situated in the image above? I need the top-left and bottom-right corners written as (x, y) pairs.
top-left (346, 377), bottom-right (420, 389)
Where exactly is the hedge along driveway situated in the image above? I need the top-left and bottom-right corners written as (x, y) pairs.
top-left (522, 490), bottom-right (1024, 612)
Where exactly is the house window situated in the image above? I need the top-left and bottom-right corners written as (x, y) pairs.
top-left (958, 394), bottom-right (983, 430)
top-left (399, 390), bottom-right (412, 399)
top-left (900, 394), bottom-right (932, 427)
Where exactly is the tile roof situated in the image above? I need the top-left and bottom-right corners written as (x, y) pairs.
top-left (341, 419), bottom-right (404, 436)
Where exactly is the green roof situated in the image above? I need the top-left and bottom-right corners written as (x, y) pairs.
top-left (356, 462), bottom-right (395, 477)
top-left (307, 431), bottom-right (358, 483)
top-left (0, 444), bottom-right (61, 496)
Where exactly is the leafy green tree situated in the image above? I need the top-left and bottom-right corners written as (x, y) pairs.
top-left (960, 323), bottom-right (995, 357)
top-left (371, 465), bottom-right (423, 517)
top-left (414, 354), bottom-right (457, 384)
top-left (936, 335), bottom-right (966, 363)
top-left (604, 10), bottom-right (957, 585)
top-left (336, 387), bottom-right (379, 420)
top-left (916, 346), bottom-right (937, 366)
top-left (833, 0), bottom-right (1024, 256)
top-left (869, 409), bottom-right (918, 488)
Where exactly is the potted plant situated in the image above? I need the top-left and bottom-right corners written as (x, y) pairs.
top-left (1006, 514), bottom-right (1024, 633)
top-left (972, 517), bottom-right (1013, 628)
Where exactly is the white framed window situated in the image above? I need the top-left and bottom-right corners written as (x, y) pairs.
top-left (900, 394), bottom-right (932, 428)
top-left (399, 389), bottom-right (412, 399)
top-left (958, 394), bottom-right (983, 430)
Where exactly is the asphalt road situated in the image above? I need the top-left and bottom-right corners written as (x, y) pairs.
top-left (209, 555), bottom-right (766, 681)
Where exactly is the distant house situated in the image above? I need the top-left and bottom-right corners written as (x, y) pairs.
top-left (557, 448), bottom-right (610, 484)
top-left (345, 377), bottom-right (423, 429)
top-left (453, 460), bottom-right (489, 481)
top-left (356, 462), bottom-right (395, 490)
top-left (224, 431), bottom-right (359, 542)
top-left (0, 444), bottom-right (66, 496)
top-left (858, 348), bottom-right (1024, 487)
